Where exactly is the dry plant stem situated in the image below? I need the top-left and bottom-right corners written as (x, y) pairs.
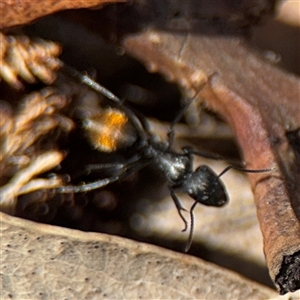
top-left (0, 32), bottom-right (61, 89)
top-left (0, 87), bottom-right (73, 215)
top-left (0, 151), bottom-right (64, 214)
top-left (0, 88), bottom-right (70, 162)
top-left (0, 0), bottom-right (124, 29)
top-left (121, 30), bottom-right (300, 293)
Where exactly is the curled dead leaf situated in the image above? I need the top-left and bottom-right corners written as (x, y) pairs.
top-left (0, 211), bottom-right (278, 299)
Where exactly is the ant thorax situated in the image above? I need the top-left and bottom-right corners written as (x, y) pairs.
top-left (146, 141), bottom-right (192, 184)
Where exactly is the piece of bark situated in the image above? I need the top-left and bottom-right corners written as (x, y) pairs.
top-left (0, 211), bottom-right (279, 299)
top-left (0, 0), bottom-right (123, 29)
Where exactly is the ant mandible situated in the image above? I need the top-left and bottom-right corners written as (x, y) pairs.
top-left (58, 65), bottom-right (272, 251)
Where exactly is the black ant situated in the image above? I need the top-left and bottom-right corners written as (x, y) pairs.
top-left (58, 65), bottom-right (272, 251)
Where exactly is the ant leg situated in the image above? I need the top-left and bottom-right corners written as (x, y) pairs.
top-left (85, 155), bottom-right (141, 173)
top-left (58, 159), bottom-right (150, 193)
top-left (57, 175), bottom-right (120, 193)
top-left (184, 147), bottom-right (274, 174)
top-left (86, 163), bottom-right (127, 173)
top-left (182, 146), bottom-right (224, 161)
top-left (169, 189), bottom-right (189, 232)
top-left (184, 201), bottom-right (198, 252)
top-left (218, 165), bottom-right (274, 178)
top-left (130, 107), bottom-right (152, 136)
top-left (62, 64), bottom-right (121, 104)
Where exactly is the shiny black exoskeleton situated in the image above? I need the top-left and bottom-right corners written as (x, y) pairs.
top-left (59, 65), bottom-right (271, 251)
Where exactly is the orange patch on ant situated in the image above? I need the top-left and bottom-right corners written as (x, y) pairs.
top-left (84, 108), bottom-right (136, 152)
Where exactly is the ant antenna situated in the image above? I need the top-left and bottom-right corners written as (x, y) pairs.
top-left (167, 100), bottom-right (192, 148)
top-left (167, 82), bottom-right (209, 149)
top-left (185, 201), bottom-right (198, 252)
top-left (62, 64), bottom-right (121, 104)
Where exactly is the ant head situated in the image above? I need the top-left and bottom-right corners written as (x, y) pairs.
top-left (186, 165), bottom-right (228, 207)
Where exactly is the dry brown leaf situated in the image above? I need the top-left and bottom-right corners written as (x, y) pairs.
top-left (0, 0), bottom-right (124, 29)
top-left (0, 211), bottom-right (278, 299)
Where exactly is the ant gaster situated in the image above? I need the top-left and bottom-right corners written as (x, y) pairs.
top-left (59, 65), bottom-right (272, 251)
